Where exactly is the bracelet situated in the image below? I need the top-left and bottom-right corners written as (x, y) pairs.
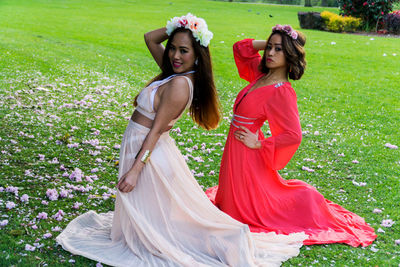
top-left (140, 150), bottom-right (151, 164)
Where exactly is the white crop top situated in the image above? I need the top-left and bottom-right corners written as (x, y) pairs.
top-left (135, 72), bottom-right (194, 126)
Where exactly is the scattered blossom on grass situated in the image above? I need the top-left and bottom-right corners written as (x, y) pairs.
top-left (67, 143), bottom-right (79, 148)
top-left (370, 245), bottom-right (379, 252)
top-left (25, 244), bottom-right (36, 251)
top-left (72, 202), bottom-right (83, 209)
top-left (51, 226), bottom-right (62, 232)
top-left (377, 228), bottom-right (385, 233)
top-left (89, 150), bottom-right (101, 156)
top-left (6, 201), bottom-right (16, 209)
top-left (37, 212), bottom-right (48, 220)
top-left (302, 166), bottom-right (315, 173)
top-left (0, 220), bottom-right (9, 227)
top-left (6, 186), bottom-right (18, 195)
top-left (46, 189), bottom-right (59, 201)
top-left (38, 154), bottom-right (45, 161)
top-left (52, 210), bottom-right (65, 221)
top-left (352, 160), bottom-right (359, 164)
top-left (43, 233), bottom-right (52, 239)
top-left (20, 194), bottom-right (29, 203)
top-left (381, 219), bottom-right (395, 228)
top-left (59, 189), bottom-right (69, 198)
top-left (25, 169), bottom-right (34, 177)
top-left (69, 168), bottom-right (83, 182)
top-left (86, 174), bottom-right (98, 182)
top-left (49, 157), bottom-right (59, 164)
top-left (352, 180), bottom-right (366, 187)
top-left (84, 139), bottom-right (100, 147)
top-left (384, 143), bottom-right (398, 149)
top-left (395, 240), bottom-right (400, 245)
top-left (373, 208), bottom-right (383, 214)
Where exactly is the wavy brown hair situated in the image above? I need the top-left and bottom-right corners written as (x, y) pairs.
top-left (259, 30), bottom-right (306, 80)
top-left (135, 28), bottom-right (221, 130)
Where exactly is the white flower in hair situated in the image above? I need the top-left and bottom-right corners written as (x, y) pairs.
top-left (166, 13), bottom-right (213, 47)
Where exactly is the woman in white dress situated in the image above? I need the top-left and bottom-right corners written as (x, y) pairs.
top-left (56, 14), bottom-right (307, 266)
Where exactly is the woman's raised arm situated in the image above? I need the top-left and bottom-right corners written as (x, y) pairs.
top-left (144, 27), bottom-right (169, 68)
top-left (252, 40), bottom-right (267, 51)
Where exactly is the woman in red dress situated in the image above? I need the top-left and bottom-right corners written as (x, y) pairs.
top-left (206, 25), bottom-right (377, 247)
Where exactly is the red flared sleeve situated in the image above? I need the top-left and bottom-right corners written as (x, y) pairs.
top-left (233, 39), bottom-right (263, 83)
top-left (259, 84), bottom-right (302, 170)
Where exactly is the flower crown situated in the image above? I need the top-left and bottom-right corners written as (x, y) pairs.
top-left (272, 24), bottom-right (298, 40)
top-left (166, 13), bottom-right (213, 47)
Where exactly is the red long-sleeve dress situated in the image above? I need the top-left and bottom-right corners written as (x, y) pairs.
top-left (206, 39), bottom-right (377, 247)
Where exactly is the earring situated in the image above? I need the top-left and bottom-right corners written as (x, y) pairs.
top-left (195, 58), bottom-right (198, 65)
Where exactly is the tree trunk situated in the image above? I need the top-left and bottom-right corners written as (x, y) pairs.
top-left (305, 0), bottom-right (312, 7)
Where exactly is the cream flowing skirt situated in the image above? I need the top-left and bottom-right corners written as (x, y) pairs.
top-left (56, 121), bottom-right (307, 266)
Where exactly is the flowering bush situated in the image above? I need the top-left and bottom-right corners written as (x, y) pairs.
top-left (321, 11), bottom-right (362, 32)
top-left (383, 10), bottom-right (400, 33)
top-left (337, 0), bottom-right (396, 29)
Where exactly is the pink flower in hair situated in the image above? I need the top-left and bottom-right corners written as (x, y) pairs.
top-left (273, 24), bottom-right (283, 31)
top-left (283, 25), bottom-right (292, 33)
top-left (290, 31), bottom-right (298, 39)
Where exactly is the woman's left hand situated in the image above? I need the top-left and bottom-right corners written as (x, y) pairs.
top-left (234, 126), bottom-right (261, 149)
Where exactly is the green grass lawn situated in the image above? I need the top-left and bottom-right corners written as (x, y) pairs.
top-left (1, 0), bottom-right (399, 266)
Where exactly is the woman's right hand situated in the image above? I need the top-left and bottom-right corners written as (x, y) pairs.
top-left (117, 169), bottom-right (140, 193)
top-left (234, 126), bottom-right (262, 149)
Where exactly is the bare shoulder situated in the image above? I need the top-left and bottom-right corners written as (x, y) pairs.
top-left (162, 76), bottom-right (191, 103)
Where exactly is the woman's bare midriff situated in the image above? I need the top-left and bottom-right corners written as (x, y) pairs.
top-left (130, 110), bottom-right (172, 131)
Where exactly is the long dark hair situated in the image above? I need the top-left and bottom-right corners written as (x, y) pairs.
top-left (136, 27), bottom-right (220, 130)
top-left (259, 30), bottom-right (306, 80)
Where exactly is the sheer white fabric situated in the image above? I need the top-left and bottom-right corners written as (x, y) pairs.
top-left (56, 75), bottom-right (307, 266)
